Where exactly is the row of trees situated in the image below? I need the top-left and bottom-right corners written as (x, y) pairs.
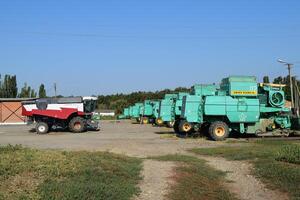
top-left (0, 74), bottom-right (47, 98)
top-left (98, 87), bottom-right (190, 114)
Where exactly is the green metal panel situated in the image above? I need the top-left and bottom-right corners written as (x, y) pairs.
top-left (204, 96), bottom-right (260, 123)
top-left (158, 93), bottom-right (189, 122)
top-left (143, 100), bottom-right (153, 116)
top-left (132, 103), bottom-right (143, 118)
top-left (175, 93), bottom-right (189, 116)
top-left (152, 101), bottom-right (160, 119)
top-left (159, 99), bottom-right (174, 122)
top-left (181, 95), bottom-right (202, 123)
top-left (192, 84), bottom-right (218, 96)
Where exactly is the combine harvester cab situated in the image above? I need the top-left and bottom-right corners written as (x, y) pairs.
top-left (178, 76), bottom-right (291, 141)
top-left (22, 97), bottom-right (100, 134)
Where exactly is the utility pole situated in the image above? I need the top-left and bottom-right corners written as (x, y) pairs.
top-left (287, 63), bottom-right (294, 109)
top-left (54, 83), bottom-right (57, 98)
top-left (278, 59), bottom-right (294, 109)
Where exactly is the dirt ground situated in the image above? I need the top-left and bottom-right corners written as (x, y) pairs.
top-left (0, 120), bottom-right (222, 158)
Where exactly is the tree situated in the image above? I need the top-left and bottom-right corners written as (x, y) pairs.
top-left (0, 74), bottom-right (18, 98)
top-left (30, 89), bottom-right (37, 98)
top-left (38, 84), bottom-right (47, 98)
top-left (263, 76), bottom-right (270, 83)
top-left (18, 83), bottom-right (37, 98)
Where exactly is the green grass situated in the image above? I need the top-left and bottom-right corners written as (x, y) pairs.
top-left (191, 141), bottom-right (300, 200)
top-left (149, 154), bottom-right (237, 200)
top-left (0, 145), bottom-right (142, 200)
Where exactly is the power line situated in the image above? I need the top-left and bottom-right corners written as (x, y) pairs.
top-left (1, 30), bottom-right (300, 40)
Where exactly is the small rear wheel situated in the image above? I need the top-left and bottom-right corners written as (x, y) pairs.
top-left (36, 122), bottom-right (49, 134)
top-left (209, 121), bottom-right (229, 141)
top-left (69, 117), bottom-right (86, 133)
top-left (155, 118), bottom-right (164, 126)
top-left (142, 117), bottom-right (149, 124)
top-left (179, 120), bottom-right (193, 133)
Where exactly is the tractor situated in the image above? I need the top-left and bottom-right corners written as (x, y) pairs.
top-left (22, 97), bottom-right (100, 134)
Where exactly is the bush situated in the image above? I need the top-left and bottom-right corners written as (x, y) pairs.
top-left (275, 144), bottom-right (300, 165)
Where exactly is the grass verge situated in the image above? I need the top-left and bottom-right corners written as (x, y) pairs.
top-left (0, 145), bottom-right (142, 200)
top-left (149, 154), bottom-right (237, 200)
top-left (191, 140), bottom-right (300, 200)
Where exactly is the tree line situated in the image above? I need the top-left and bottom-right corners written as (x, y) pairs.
top-left (0, 74), bottom-right (47, 98)
top-left (98, 87), bottom-right (191, 114)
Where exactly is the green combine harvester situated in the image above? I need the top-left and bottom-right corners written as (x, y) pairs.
top-left (139, 100), bottom-right (162, 124)
top-left (158, 85), bottom-right (217, 128)
top-left (129, 103), bottom-right (144, 122)
top-left (118, 107), bottom-right (130, 119)
top-left (175, 76), bottom-right (291, 140)
top-left (158, 93), bottom-right (187, 127)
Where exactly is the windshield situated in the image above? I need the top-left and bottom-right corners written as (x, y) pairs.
top-left (84, 100), bottom-right (97, 113)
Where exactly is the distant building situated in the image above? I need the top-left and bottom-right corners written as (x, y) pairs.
top-left (98, 110), bottom-right (115, 117)
top-left (0, 98), bottom-right (35, 124)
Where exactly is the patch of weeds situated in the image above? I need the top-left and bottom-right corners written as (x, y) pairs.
top-left (275, 144), bottom-right (300, 164)
top-left (191, 141), bottom-right (300, 199)
top-left (149, 154), bottom-right (237, 200)
top-left (0, 145), bottom-right (142, 200)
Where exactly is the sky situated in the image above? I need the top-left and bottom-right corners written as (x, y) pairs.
top-left (0, 0), bottom-right (300, 96)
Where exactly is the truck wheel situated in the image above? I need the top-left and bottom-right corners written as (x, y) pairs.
top-left (155, 118), bottom-right (164, 126)
top-left (209, 121), bottom-right (229, 141)
top-left (142, 117), bottom-right (149, 124)
top-left (36, 122), bottom-right (49, 134)
top-left (69, 117), bottom-right (86, 133)
top-left (179, 120), bottom-right (193, 133)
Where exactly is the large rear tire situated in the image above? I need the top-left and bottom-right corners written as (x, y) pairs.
top-left (209, 121), bottom-right (229, 141)
top-left (69, 117), bottom-right (86, 133)
top-left (36, 122), bottom-right (49, 134)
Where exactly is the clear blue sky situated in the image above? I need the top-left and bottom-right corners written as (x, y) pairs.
top-left (1, 0), bottom-right (300, 96)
